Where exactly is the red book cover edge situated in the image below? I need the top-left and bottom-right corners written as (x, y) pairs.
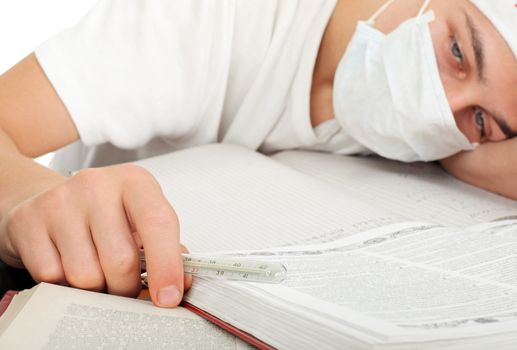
top-left (182, 301), bottom-right (277, 350)
top-left (0, 290), bottom-right (18, 317)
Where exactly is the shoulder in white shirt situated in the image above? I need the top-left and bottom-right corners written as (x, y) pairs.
top-left (35, 0), bottom-right (366, 174)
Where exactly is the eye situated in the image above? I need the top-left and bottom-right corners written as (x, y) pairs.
top-left (450, 37), bottom-right (464, 63)
top-left (475, 108), bottom-right (486, 138)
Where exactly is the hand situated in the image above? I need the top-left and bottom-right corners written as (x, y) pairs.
top-left (0, 164), bottom-right (191, 307)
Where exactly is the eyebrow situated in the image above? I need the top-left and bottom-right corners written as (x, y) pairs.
top-left (462, 10), bottom-right (517, 139)
top-left (463, 10), bottom-right (486, 82)
top-left (493, 113), bottom-right (517, 139)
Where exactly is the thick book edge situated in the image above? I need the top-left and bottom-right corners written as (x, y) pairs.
top-left (183, 301), bottom-right (276, 350)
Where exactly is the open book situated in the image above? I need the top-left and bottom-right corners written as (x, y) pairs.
top-left (1, 144), bottom-right (517, 349)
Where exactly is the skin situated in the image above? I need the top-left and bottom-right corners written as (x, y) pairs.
top-left (0, 0), bottom-right (515, 304)
top-left (312, 0), bottom-right (517, 196)
top-left (0, 56), bottom-right (191, 307)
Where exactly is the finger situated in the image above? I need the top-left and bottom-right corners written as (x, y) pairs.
top-left (122, 171), bottom-right (183, 307)
top-left (0, 214), bottom-right (26, 268)
top-left (21, 233), bottom-right (65, 285)
top-left (181, 244), bottom-right (192, 291)
top-left (184, 272), bottom-right (192, 292)
top-left (89, 199), bottom-right (141, 297)
top-left (4, 212), bottom-right (65, 284)
top-left (49, 212), bottom-right (106, 292)
top-left (132, 230), bottom-right (144, 249)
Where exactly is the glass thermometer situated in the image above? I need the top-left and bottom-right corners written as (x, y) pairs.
top-left (140, 250), bottom-right (287, 285)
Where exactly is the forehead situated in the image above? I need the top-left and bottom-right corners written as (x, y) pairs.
top-left (483, 46), bottom-right (517, 106)
top-left (468, 3), bottom-right (517, 117)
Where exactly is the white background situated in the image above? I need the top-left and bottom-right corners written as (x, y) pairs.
top-left (0, 0), bottom-right (97, 164)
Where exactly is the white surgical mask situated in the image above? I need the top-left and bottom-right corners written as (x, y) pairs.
top-left (333, 0), bottom-right (475, 162)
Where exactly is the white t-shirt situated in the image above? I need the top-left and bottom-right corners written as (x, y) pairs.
top-left (35, 0), bottom-right (369, 174)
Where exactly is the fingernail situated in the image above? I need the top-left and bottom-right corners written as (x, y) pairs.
top-left (157, 285), bottom-right (180, 307)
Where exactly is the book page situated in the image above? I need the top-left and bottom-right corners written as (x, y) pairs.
top-left (273, 151), bottom-right (517, 227)
top-left (253, 221), bottom-right (517, 331)
top-left (0, 288), bottom-right (36, 335)
top-left (0, 283), bottom-right (252, 350)
top-left (187, 221), bottom-right (517, 345)
top-left (135, 144), bottom-right (405, 252)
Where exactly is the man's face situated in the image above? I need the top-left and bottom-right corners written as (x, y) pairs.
top-left (429, 0), bottom-right (517, 144)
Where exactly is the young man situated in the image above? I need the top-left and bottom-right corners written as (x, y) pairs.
top-left (0, 0), bottom-right (515, 307)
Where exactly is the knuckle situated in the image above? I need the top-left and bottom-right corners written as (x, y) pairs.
top-left (73, 168), bottom-right (108, 190)
top-left (66, 270), bottom-right (105, 291)
top-left (38, 185), bottom-right (72, 210)
top-left (72, 169), bottom-right (117, 202)
top-left (107, 280), bottom-right (141, 298)
top-left (105, 249), bottom-right (139, 275)
top-left (32, 263), bottom-right (65, 284)
top-left (117, 164), bottom-right (152, 180)
top-left (117, 164), bottom-right (163, 189)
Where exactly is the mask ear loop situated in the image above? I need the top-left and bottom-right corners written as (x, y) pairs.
top-left (416, 0), bottom-right (432, 22)
top-left (367, 0), bottom-right (398, 25)
top-left (369, 0), bottom-right (432, 25)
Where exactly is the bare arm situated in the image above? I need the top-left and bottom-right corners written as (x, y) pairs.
top-left (0, 53), bottom-right (78, 157)
top-left (440, 139), bottom-right (517, 200)
top-left (0, 54), bottom-right (75, 218)
top-left (0, 54), bottom-right (190, 306)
